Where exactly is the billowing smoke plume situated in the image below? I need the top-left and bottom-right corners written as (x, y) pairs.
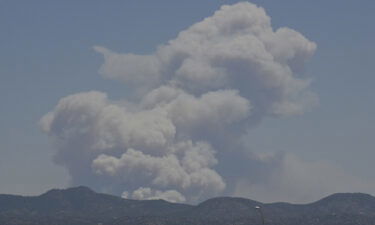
top-left (41, 2), bottom-right (319, 203)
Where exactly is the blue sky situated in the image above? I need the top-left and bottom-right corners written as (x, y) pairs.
top-left (0, 0), bottom-right (374, 201)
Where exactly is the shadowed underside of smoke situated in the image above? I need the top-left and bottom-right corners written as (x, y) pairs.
top-left (41, 2), bottom-right (321, 203)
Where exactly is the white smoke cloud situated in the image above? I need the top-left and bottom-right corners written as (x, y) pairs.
top-left (94, 2), bottom-right (317, 117)
top-left (124, 187), bottom-right (186, 203)
top-left (41, 90), bottom-right (227, 202)
top-left (41, 2), bottom-right (321, 203)
top-left (91, 143), bottom-right (225, 196)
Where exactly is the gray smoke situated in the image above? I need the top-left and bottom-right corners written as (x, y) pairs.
top-left (41, 2), bottom-right (322, 203)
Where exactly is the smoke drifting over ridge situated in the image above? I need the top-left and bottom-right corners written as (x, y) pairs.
top-left (41, 2), bottom-right (320, 203)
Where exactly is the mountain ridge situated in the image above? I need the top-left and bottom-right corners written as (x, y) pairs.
top-left (1, 186), bottom-right (375, 225)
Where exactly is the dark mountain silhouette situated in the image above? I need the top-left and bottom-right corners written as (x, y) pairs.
top-left (1, 187), bottom-right (375, 225)
top-left (0, 186), bottom-right (191, 225)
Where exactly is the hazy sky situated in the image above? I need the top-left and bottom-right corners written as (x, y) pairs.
top-left (1, 0), bottom-right (374, 203)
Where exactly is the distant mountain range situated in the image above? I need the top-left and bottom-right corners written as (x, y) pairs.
top-left (1, 186), bottom-right (375, 225)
